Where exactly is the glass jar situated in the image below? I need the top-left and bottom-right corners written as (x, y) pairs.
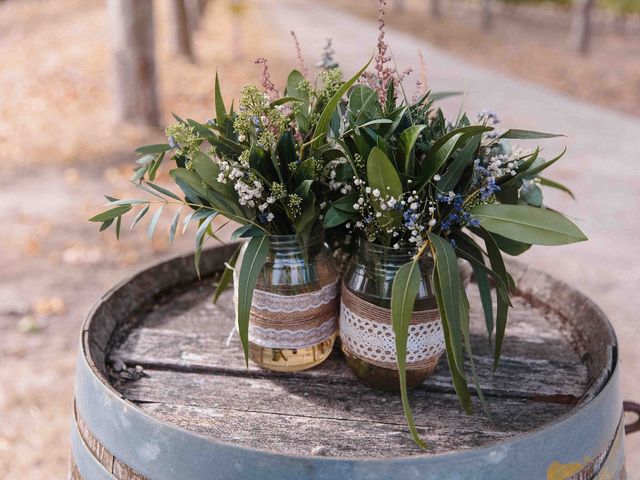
top-left (340, 239), bottom-right (445, 391)
top-left (237, 232), bottom-right (340, 372)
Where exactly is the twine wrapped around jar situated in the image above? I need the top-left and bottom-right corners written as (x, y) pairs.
top-left (339, 285), bottom-right (445, 371)
top-left (248, 279), bottom-right (339, 349)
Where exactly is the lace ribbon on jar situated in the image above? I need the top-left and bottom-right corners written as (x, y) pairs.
top-left (248, 280), bottom-right (339, 349)
top-left (339, 286), bottom-right (445, 370)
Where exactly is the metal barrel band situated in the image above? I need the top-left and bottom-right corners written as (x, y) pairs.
top-left (623, 401), bottom-right (640, 434)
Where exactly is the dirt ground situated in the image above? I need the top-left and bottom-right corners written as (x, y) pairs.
top-left (1, 0), bottom-right (638, 478)
top-left (329, 0), bottom-right (640, 116)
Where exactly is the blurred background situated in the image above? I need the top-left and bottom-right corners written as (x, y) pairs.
top-left (0, 0), bottom-right (638, 477)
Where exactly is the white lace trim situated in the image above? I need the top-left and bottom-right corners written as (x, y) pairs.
top-left (339, 301), bottom-right (445, 366)
top-left (249, 317), bottom-right (337, 349)
top-left (251, 280), bottom-right (339, 313)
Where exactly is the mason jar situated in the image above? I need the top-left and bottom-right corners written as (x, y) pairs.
top-left (339, 239), bottom-right (445, 391)
top-left (236, 232), bottom-right (340, 372)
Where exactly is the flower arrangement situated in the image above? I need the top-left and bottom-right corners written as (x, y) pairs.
top-left (91, 2), bottom-right (586, 447)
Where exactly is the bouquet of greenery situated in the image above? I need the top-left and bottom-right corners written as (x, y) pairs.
top-left (90, 55), bottom-right (370, 366)
top-left (320, 50), bottom-right (586, 445)
top-left (91, 6), bottom-right (586, 447)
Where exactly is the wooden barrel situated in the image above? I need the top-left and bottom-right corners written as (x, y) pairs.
top-left (69, 244), bottom-right (627, 480)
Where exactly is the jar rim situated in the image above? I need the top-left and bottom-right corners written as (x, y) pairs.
top-left (266, 231), bottom-right (325, 249)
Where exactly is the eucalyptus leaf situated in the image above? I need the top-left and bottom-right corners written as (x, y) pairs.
top-left (169, 207), bottom-right (182, 243)
top-left (538, 176), bottom-right (575, 199)
top-left (130, 204), bottom-right (150, 230)
top-left (500, 129), bottom-right (564, 140)
top-left (312, 58), bottom-right (372, 149)
top-left (398, 125), bottom-right (426, 175)
top-left (147, 205), bottom-right (164, 240)
top-left (391, 260), bottom-right (426, 449)
top-left (367, 147), bottom-right (403, 236)
top-left (470, 204), bottom-right (587, 245)
top-left (213, 246), bottom-right (241, 304)
top-left (89, 206), bottom-right (132, 223)
top-left (135, 144), bottom-right (172, 154)
top-left (236, 235), bottom-right (270, 366)
top-left (214, 72), bottom-right (226, 128)
top-left (194, 212), bottom-right (218, 277)
top-left (426, 232), bottom-right (464, 376)
top-left (323, 206), bottom-right (357, 228)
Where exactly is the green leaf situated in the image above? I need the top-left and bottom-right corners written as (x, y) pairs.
top-left (130, 204), bottom-right (150, 230)
top-left (194, 212), bottom-right (218, 277)
top-left (426, 233), bottom-right (464, 376)
top-left (115, 216), bottom-right (122, 240)
top-left (472, 262), bottom-right (494, 343)
top-left (331, 192), bottom-right (360, 213)
top-left (501, 148), bottom-right (566, 189)
top-left (348, 85), bottom-right (380, 124)
top-left (429, 91), bottom-right (462, 102)
top-left (470, 204), bottom-right (587, 245)
top-left (89, 206), bottom-right (132, 222)
top-left (323, 206), bottom-right (357, 228)
top-left (421, 127), bottom-right (490, 181)
top-left (99, 219), bottom-right (114, 232)
top-left (312, 57), bottom-right (372, 149)
top-left (492, 233), bottom-right (532, 256)
top-left (459, 281), bottom-right (492, 419)
top-left (214, 72), bottom-right (226, 128)
top-left (538, 176), bottom-right (575, 199)
top-left (398, 125), bottom-right (426, 175)
top-left (391, 260), bottom-right (426, 449)
top-left (147, 205), bottom-right (164, 240)
top-left (236, 235), bottom-right (270, 366)
top-left (231, 225), bottom-right (264, 241)
top-left (285, 70), bottom-right (309, 101)
top-left (293, 187), bottom-right (318, 236)
top-left (145, 181), bottom-right (183, 201)
top-left (438, 135), bottom-right (481, 192)
top-left (213, 246), bottom-right (241, 304)
top-left (367, 147), bottom-right (403, 235)
top-left (522, 184), bottom-right (543, 207)
top-left (500, 129), bottom-right (563, 140)
top-left (473, 227), bottom-right (513, 370)
top-left (148, 152), bottom-right (165, 181)
top-left (432, 268), bottom-right (473, 414)
top-left (191, 151), bottom-right (220, 188)
top-left (169, 207), bottom-right (182, 244)
top-left (135, 144), bottom-right (172, 154)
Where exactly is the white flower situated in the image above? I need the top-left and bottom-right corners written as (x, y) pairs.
top-left (372, 189), bottom-right (381, 198)
top-left (410, 202), bottom-right (419, 210)
top-left (266, 196), bottom-right (275, 204)
top-left (428, 206), bottom-right (435, 214)
top-left (428, 218), bottom-right (436, 227)
top-left (375, 212), bottom-right (382, 218)
top-left (365, 187), bottom-right (372, 194)
top-left (266, 212), bottom-right (275, 222)
top-left (393, 243), bottom-right (400, 249)
top-left (238, 134), bottom-right (246, 142)
top-left (353, 203), bottom-right (360, 210)
top-left (433, 174), bottom-right (441, 181)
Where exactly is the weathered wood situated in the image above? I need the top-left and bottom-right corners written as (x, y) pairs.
top-left (106, 0), bottom-right (160, 126)
top-left (136, 396), bottom-right (569, 457)
top-left (70, 247), bottom-right (625, 479)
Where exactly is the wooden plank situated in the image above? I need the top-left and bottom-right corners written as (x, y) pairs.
top-left (134, 395), bottom-right (570, 457)
top-left (109, 286), bottom-right (587, 399)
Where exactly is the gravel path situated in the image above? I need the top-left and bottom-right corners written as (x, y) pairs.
top-left (265, 0), bottom-right (640, 473)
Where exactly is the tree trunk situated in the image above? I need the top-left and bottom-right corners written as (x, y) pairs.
top-left (572, 0), bottom-right (596, 55)
top-left (186, 0), bottom-right (207, 31)
top-left (482, 0), bottom-right (494, 30)
top-left (107, 0), bottom-right (160, 126)
top-left (168, 0), bottom-right (194, 59)
top-left (429, 0), bottom-right (441, 18)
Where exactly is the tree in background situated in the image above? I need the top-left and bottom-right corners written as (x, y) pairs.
top-left (572, 0), bottom-right (596, 54)
top-left (429, 0), bottom-right (442, 18)
top-left (168, 0), bottom-right (194, 60)
top-left (107, 0), bottom-right (160, 126)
